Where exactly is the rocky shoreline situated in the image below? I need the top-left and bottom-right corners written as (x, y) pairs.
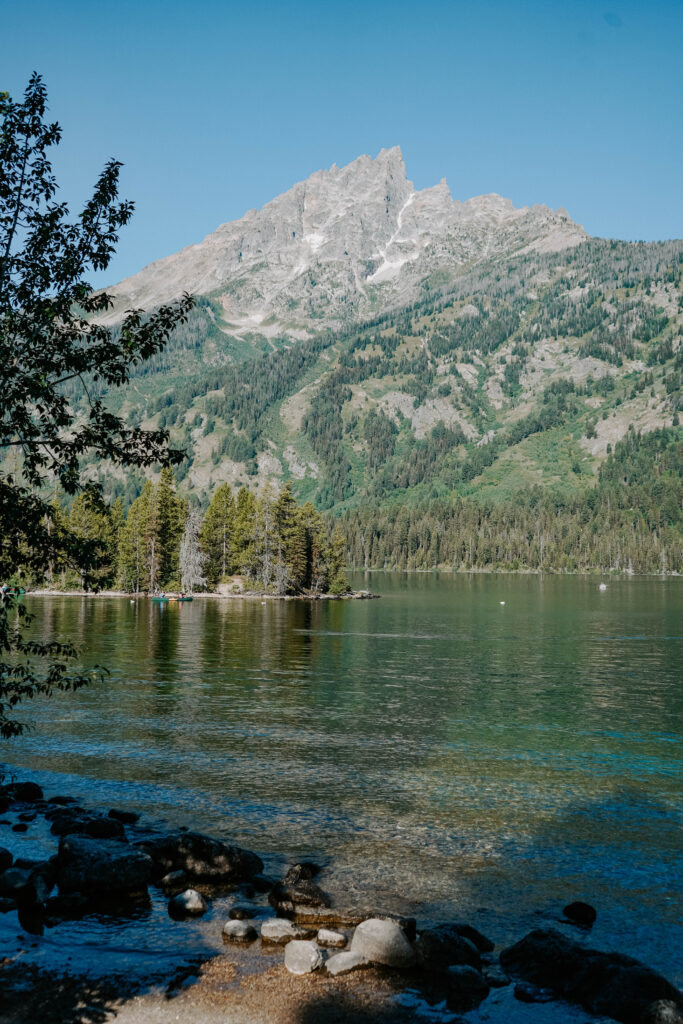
top-left (23, 589), bottom-right (379, 601)
top-left (0, 777), bottom-right (681, 1024)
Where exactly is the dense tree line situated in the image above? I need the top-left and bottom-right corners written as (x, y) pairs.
top-left (340, 429), bottom-right (682, 575)
top-left (22, 478), bottom-right (348, 596)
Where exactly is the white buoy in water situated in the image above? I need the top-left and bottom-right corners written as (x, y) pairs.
top-left (599, 583), bottom-right (607, 591)
top-left (500, 601), bottom-right (505, 605)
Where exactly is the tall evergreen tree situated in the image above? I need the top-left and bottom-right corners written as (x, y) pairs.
top-left (200, 483), bottom-right (235, 584)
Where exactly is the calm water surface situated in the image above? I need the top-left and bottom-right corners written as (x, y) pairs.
top-left (2, 573), bottom-right (682, 989)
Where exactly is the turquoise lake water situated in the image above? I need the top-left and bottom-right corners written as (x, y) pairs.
top-left (2, 573), bottom-right (681, 995)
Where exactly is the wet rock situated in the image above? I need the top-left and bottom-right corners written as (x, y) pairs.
top-left (293, 907), bottom-right (366, 929)
top-left (563, 900), bottom-right (597, 927)
top-left (11, 823), bottom-right (28, 833)
top-left (261, 918), bottom-right (315, 944)
top-left (350, 918), bottom-right (416, 969)
top-left (317, 928), bottom-right (347, 948)
top-left (84, 816), bottom-right (126, 840)
top-left (7, 782), bottom-right (43, 803)
top-left (49, 810), bottom-right (89, 837)
top-left (44, 892), bottom-right (90, 920)
top-left (269, 877), bottom-right (330, 912)
top-left (415, 925), bottom-right (481, 972)
top-left (108, 808), bottom-right (140, 825)
top-left (500, 928), bottom-right (683, 1024)
top-left (0, 847), bottom-right (11, 872)
top-left (284, 862), bottom-right (322, 884)
top-left (0, 897), bottom-right (17, 912)
top-left (18, 812), bottom-right (36, 822)
top-left (47, 795), bottom-right (78, 806)
top-left (326, 951), bottom-right (368, 976)
top-left (514, 981), bottom-right (555, 1003)
top-left (139, 831), bottom-right (263, 883)
top-left (484, 964), bottom-right (510, 988)
top-left (223, 919), bottom-right (257, 943)
top-left (446, 964), bottom-right (490, 1013)
top-left (160, 869), bottom-right (188, 892)
top-left (284, 939), bottom-right (324, 975)
top-left (228, 906), bottom-right (252, 920)
top-left (57, 835), bottom-right (152, 894)
top-left (168, 888), bottom-right (207, 919)
top-left (372, 912), bottom-right (417, 942)
top-left (0, 866), bottom-right (51, 905)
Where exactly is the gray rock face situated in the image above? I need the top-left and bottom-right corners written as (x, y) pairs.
top-left (103, 148), bottom-right (586, 340)
top-left (223, 919), bottom-right (258, 943)
top-left (168, 888), bottom-right (207, 918)
top-left (317, 928), bottom-right (347, 948)
top-left (139, 831), bottom-right (263, 883)
top-left (350, 917), bottom-right (416, 969)
top-left (284, 939), bottom-right (324, 975)
top-left (326, 951), bottom-right (368, 976)
top-left (57, 835), bottom-right (152, 894)
top-left (261, 918), bottom-right (315, 944)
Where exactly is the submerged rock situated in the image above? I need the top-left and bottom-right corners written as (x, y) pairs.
top-left (500, 928), bottom-right (683, 1024)
top-left (108, 808), bottom-right (140, 825)
top-left (139, 831), bottom-right (263, 883)
top-left (284, 939), bottom-right (324, 975)
top-left (0, 847), bottom-right (12, 872)
top-left (269, 877), bottom-right (330, 912)
top-left (57, 835), bottom-right (152, 894)
top-left (350, 918), bottom-right (416, 969)
top-left (84, 816), bottom-right (126, 840)
top-left (168, 889), bottom-right (207, 919)
top-left (514, 981), bottom-right (555, 1003)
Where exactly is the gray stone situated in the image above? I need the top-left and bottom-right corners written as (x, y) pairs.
top-left (160, 869), bottom-right (188, 891)
top-left (139, 831), bottom-right (263, 883)
top-left (57, 835), bottom-right (152, 894)
top-left (284, 939), bottom-right (324, 975)
top-left (326, 951), bottom-right (367, 976)
top-left (415, 925), bottom-right (481, 972)
top-left (261, 918), bottom-right (315, 944)
top-left (350, 917), bottom-right (416, 969)
top-left (84, 816), bottom-right (126, 840)
top-left (317, 928), bottom-right (347, 948)
top-left (223, 919), bottom-right (257, 943)
top-left (484, 964), bottom-right (510, 988)
top-left (168, 888), bottom-right (207, 918)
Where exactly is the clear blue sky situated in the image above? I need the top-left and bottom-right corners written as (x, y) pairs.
top-left (2, 0), bottom-right (682, 286)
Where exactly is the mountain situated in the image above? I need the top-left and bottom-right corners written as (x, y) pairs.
top-left (102, 147), bottom-right (586, 339)
top-left (89, 149), bottom-right (681, 527)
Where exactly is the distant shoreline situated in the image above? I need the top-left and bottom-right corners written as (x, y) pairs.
top-left (23, 589), bottom-right (380, 600)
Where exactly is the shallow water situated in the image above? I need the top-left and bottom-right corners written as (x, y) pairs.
top-left (2, 573), bottom-right (681, 995)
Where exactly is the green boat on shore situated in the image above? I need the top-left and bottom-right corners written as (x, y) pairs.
top-left (152, 595), bottom-right (194, 603)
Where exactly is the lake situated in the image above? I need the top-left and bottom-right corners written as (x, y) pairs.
top-left (2, 573), bottom-right (682, 994)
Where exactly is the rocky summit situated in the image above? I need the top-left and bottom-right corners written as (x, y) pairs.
top-left (102, 146), bottom-right (585, 336)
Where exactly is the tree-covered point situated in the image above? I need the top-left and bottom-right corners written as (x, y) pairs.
top-left (25, 476), bottom-right (349, 597)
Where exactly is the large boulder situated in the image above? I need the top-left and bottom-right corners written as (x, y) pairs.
top-left (57, 835), bottom-right (152, 894)
top-left (500, 929), bottom-right (683, 1024)
top-left (350, 918), bottom-right (416, 969)
top-left (138, 832), bottom-right (262, 883)
top-left (415, 924), bottom-right (482, 972)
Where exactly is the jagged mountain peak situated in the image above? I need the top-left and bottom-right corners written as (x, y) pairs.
top-left (103, 149), bottom-right (587, 334)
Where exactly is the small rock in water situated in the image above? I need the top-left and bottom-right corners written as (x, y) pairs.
top-left (317, 928), bottom-right (347, 948)
top-left (284, 939), bottom-right (324, 975)
top-left (47, 795), bottom-right (78, 806)
top-left (168, 888), bottom-right (208, 919)
top-left (562, 900), bottom-right (597, 926)
top-left (223, 919), bottom-right (257, 943)
top-left (228, 905), bottom-right (252, 920)
top-left (350, 917), bottom-right (416, 968)
top-left (108, 808), bottom-right (140, 825)
top-left (284, 862), bottom-right (322, 884)
top-left (484, 964), bottom-right (510, 988)
top-left (326, 951), bottom-right (367, 976)
top-left (514, 981), bottom-right (555, 1003)
top-left (261, 918), bottom-right (314, 944)
top-left (85, 816), bottom-right (125, 840)
top-left (160, 869), bottom-right (188, 891)
top-left (11, 823), bottom-right (28, 833)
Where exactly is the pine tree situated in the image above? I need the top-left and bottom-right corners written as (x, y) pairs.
top-left (200, 483), bottom-right (235, 584)
top-left (69, 492), bottom-right (115, 590)
top-left (156, 466), bottom-right (186, 586)
top-left (232, 487), bottom-right (257, 575)
top-left (328, 527), bottom-right (350, 595)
